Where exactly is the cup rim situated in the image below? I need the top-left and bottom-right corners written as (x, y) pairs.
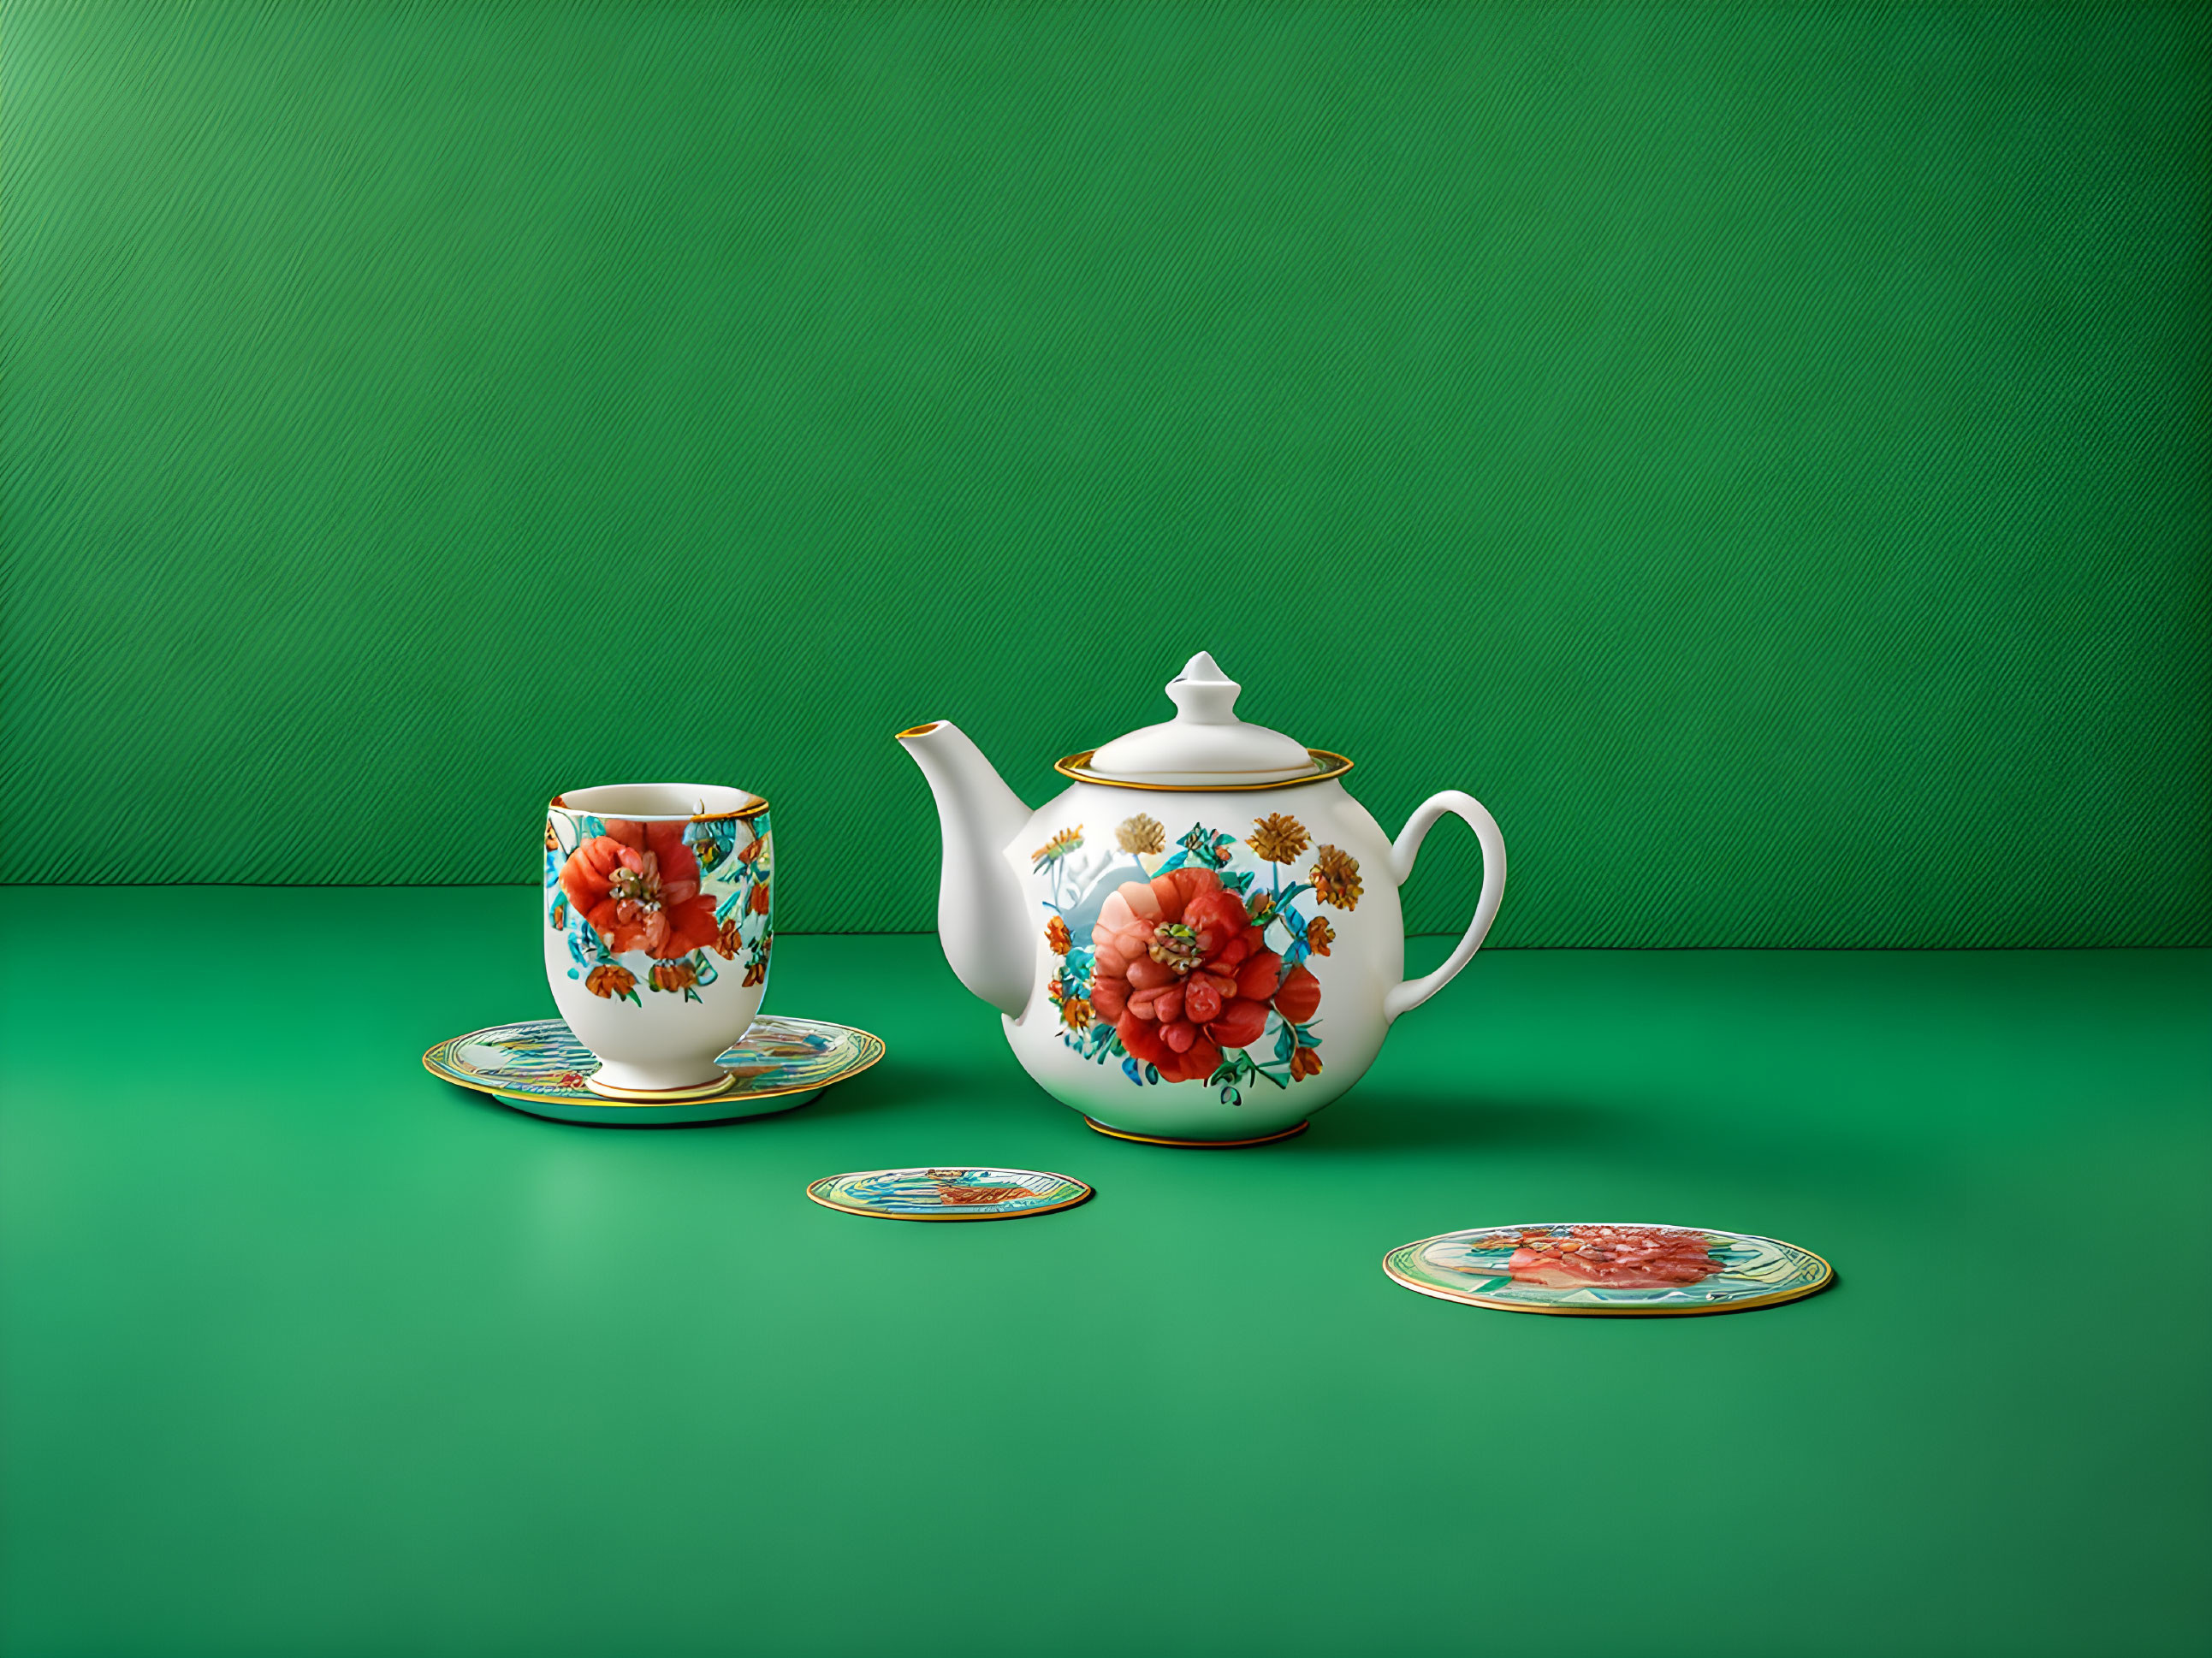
top-left (550, 782), bottom-right (769, 823)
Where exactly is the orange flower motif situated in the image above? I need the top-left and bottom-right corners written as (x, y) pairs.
top-left (1309, 844), bottom-right (1363, 910)
top-left (544, 818), bottom-right (560, 851)
top-left (560, 819), bottom-right (721, 958)
top-left (585, 963), bottom-right (638, 1000)
top-left (936, 1181), bottom-right (1036, 1205)
top-left (1306, 916), bottom-right (1334, 956)
top-left (1060, 997), bottom-right (1094, 1033)
top-left (1089, 867), bottom-right (1323, 1084)
top-left (1273, 961), bottom-right (1321, 1024)
top-left (1046, 915), bottom-right (1072, 955)
top-left (1031, 826), bottom-right (1083, 871)
top-left (743, 944), bottom-right (772, 987)
top-left (649, 959), bottom-right (699, 995)
top-left (1290, 1046), bottom-right (1323, 1081)
top-left (1248, 814), bottom-right (1310, 865)
top-left (749, 880), bottom-right (772, 916)
top-left (714, 916), bottom-right (744, 960)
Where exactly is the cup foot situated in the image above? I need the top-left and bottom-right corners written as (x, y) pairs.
top-left (584, 1069), bottom-right (737, 1102)
top-left (1082, 1116), bottom-right (1308, 1148)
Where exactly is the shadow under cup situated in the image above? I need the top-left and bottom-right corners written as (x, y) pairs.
top-left (543, 782), bottom-right (774, 1097)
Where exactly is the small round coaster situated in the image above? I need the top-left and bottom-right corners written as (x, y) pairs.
top-left (1082, 1117), bottom-right (1308, 1148)
top-left (806, 1167), bottom-right (1092, 1222)
top-left (1383, 1222), bottom-right (1833, 1317)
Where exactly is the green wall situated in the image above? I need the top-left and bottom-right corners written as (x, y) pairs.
top-left (5, 2), bottom-right (2207, 944)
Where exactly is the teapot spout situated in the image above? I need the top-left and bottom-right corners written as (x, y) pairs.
top-left (895, 720), bottom-right (1035, 1018)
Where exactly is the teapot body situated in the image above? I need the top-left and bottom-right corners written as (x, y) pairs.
top-left (1002, 776), bottom-right (1399, 1142)
top-left (898, 653), bottom-right (1505, 1146)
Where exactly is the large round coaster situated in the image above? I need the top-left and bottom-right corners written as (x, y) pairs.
top-left (806, 1167), bottom-right (1092, 1222)
top-left (1083, 1116), bottom-right (1308, 1148)
top-left (422, 1016), bottom-right (884, 1126)
top-left (1384, 1222), bottom-right (1833, 1317)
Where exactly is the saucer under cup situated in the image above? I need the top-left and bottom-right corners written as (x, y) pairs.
top-left (543, 781), bottom-right (774, 1096)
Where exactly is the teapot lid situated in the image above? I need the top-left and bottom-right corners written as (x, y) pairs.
top-left (1066, 652), bottom-right (1343, 788)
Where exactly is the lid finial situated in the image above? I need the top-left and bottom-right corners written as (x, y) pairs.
top-left (1081, 649), bottom-right (1318, 785)
top-left (1165, 651), bottom-right (1241, 726)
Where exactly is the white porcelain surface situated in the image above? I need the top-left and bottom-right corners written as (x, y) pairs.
top-left (1085, 649), bottom-right (1319, 785)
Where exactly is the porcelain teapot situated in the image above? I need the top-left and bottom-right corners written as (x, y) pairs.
top-left (898, 652), bottom-right (1505, 1145)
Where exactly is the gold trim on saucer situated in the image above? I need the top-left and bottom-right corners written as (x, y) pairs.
top-left (1082, 1116), bottom-right (1309, 1148)
top-left (419, 1020), bottom-right (887, 1114)
top-left (1053, 749), bottom-right (1353, 791)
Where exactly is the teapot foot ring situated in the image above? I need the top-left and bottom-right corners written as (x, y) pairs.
top-left (1082, 1116), bottom-right (1308, 1149)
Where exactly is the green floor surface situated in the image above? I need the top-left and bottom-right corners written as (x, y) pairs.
top-left (3, 888), bottom-right (2207, 1656)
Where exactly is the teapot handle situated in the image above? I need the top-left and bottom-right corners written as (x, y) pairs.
top-left (1383, 791), bottom-right (1507, 1024)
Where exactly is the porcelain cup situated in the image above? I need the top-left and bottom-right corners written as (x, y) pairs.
top-left (543, 782), bottom-right (774, 1097)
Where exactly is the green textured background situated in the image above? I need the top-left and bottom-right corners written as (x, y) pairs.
top-left (3, 2), bottom-right (2207, 944)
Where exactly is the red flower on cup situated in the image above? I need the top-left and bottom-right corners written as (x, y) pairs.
top-left (1090, 868), bottom-right (1321, 1084)
top-left (560, 819), bottom-right (721, 959)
